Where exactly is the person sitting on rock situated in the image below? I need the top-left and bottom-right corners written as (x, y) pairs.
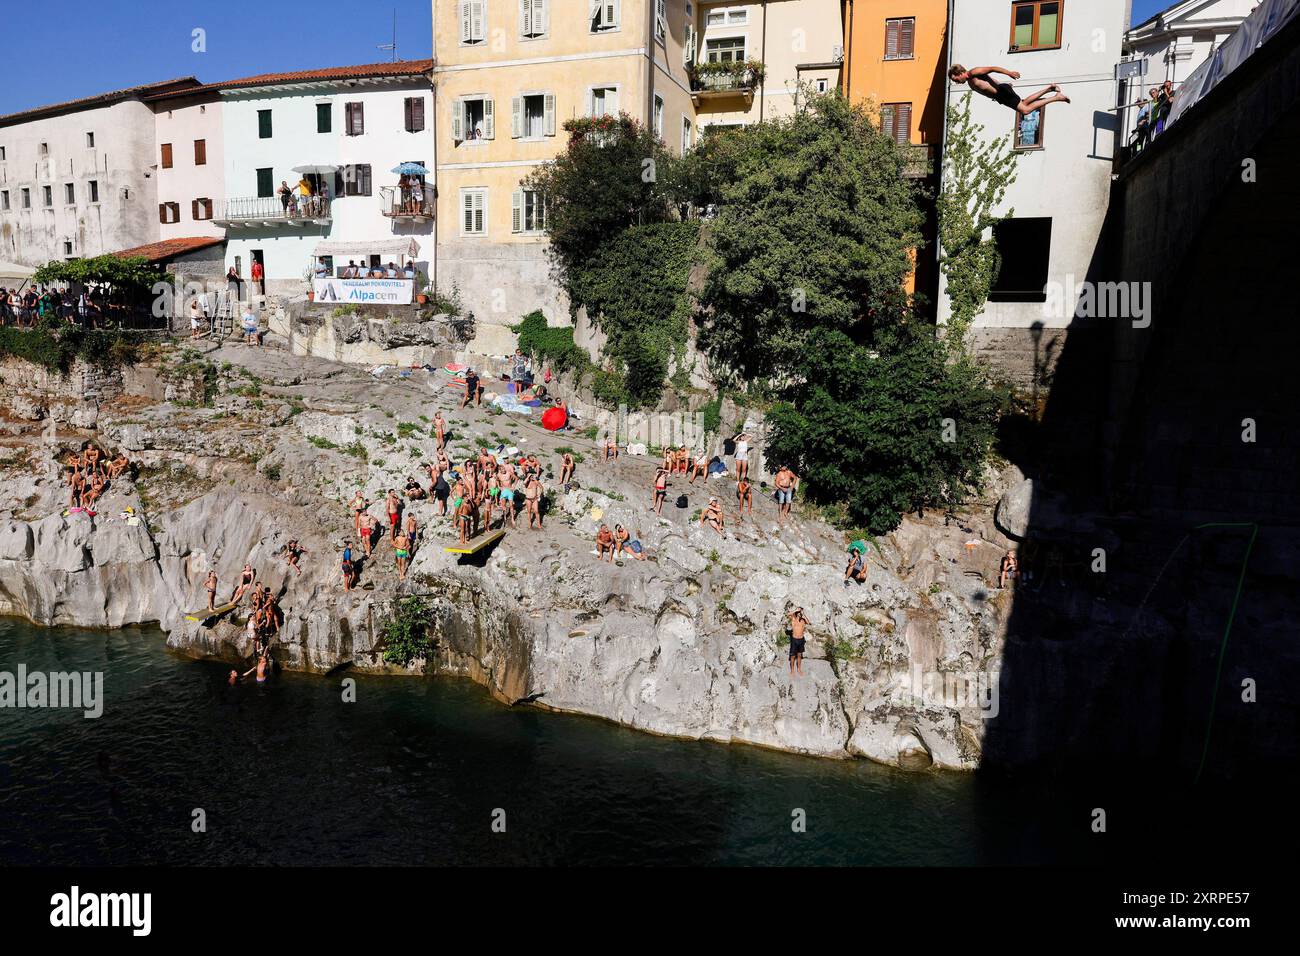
top-left (83, 471), bottom-right (106, 509)
top-left (613, 524), bottom-right (633, 560)
top-left (999, 549), bottom-right (1019, 589)
top-left (701, 497), bottom-right (724, 536)
top-left (624, 528), bottom-right (647, 561)
top-left (83, 443), bottom-right (102, 475)
top-left (231, 564), bottom-right (257, 604)
top-left (105, 452), bottom-right (130, 480)
top-left (844, 541), bottom-right (868, 585)
top-left (404, 477), bottom-right (426, 500)
top-left (595, 524), bottom-right (615, 562)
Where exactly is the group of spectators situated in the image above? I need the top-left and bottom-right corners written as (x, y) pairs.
top-left (1132, 79), bottom-right (1176, 153)
top-left (326, 259), bottom-right (417, 280)
top-left (396, 174), bottom-right (428, 215)
top-left (276, 178), bottom-right (331, 218)
top-left (0, 285), bottom-right (115, 328)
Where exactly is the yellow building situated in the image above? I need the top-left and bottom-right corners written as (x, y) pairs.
top-left (841, 0), bottom-right (948, 301)
top-left (432, 0), bottom-right (843, 351)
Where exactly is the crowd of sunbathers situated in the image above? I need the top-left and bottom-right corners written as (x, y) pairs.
top-left (63, 443), bottom-right (130, 511)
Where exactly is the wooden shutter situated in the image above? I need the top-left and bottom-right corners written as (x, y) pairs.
top-left (512, 97), bottom-right (522, 138)
top-left (544, 93), bottom-right (556, 135)
top-left (161, 143), bottom-right (173, 169)
top-left (470, 0), bottom-right (484, 40)
top-left (461, 0), bottom-right (472, 41)
top-left (191, 199), bottom-right (200, 220)
top-left (462, 191), bottom-right (473, 232)
top-left (900, 18), bottom-right (915, 57)
top-left (512, 189), bottom-right (523, 233)
top-left (534, 0), bottom-right (547, 34)
top-left (360, 164), bottom-right (372, 196)
top-left (608, 0), bottom-right (618, 28)
top-left (484, 98), bottom-right (495, 139)
top-left (348, 102), bottom-right (364, 136)
top-left (159, 203), bottom-right (168, 223)
top-left (412, 97), bottom-right (424, 131)
top-left (194, 139), bottom-right (206, 165)
top-left (896, 103), bottom-right (912, 144)
top-left (451, 99), bottom-right (464, 140)
top-left (474, 191), bottom-right (485, 233)
top-left (520, 0), bottom-right (531, 35)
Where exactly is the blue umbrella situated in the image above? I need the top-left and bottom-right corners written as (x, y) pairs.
top-left (391, 162), bottom-right (430, 175)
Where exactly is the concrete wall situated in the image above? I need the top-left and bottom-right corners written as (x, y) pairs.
top-left (0, 99), bottom-right (159, 265)
top-left (153, 93), bottom-right (226, 241)
top-left (938, 0), bottom-right (1130, 340)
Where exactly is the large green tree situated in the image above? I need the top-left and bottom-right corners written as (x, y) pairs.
top-left (764, 324), bottom-right (999, 534)
top-left (696, 92), bottom-right (924, 385)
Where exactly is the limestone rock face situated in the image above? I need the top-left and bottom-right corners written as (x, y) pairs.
top-left (0, 344), bottom-right (1024, 772)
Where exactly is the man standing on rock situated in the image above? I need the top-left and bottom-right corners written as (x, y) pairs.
top-left (787, 607), bottom-right (808, 678)
top-left (204, 570), bottom-right (219, 611)
top-left (394, 529), bottom-right (412, 582)
top-left (773, 465), bottom-right (799, 526)
top-left (341, 543), bottom-right (356, 591)
top-left (433, 411), bottom-right (447, 451)
top-left (385, 489), bottom-right (402, 543)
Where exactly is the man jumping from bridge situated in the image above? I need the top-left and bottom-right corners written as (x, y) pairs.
top-left (948, 64), bottom-right (1070, 116)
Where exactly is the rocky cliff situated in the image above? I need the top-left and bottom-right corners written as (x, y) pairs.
top-left (0, 343), bottom-right (1023, 771)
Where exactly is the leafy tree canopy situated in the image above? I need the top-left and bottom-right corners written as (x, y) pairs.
top-left (31, 255), bottom-right (165, 294)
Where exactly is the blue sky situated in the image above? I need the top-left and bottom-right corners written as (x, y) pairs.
top-left (0, 0), bottom-right (432, 116)
top-left (1, 0), bottom-right (1176, 117)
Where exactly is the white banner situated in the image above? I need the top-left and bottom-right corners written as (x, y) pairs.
top-left (312, 277), bottom-right (413, 305)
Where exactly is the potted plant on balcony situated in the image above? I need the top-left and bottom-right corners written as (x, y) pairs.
top-left (415, 277), bottom-right (429, 306)
top-left (304, 267), bottom-right (315, 302)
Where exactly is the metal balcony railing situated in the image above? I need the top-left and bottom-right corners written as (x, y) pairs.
top-left (382, 195), bottom-right (434, 220)
top-left (690, 68), bottom-right (759, 95)
top-left (214, 196), bottom-right (332, 223)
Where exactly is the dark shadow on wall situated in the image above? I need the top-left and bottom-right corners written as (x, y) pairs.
top-left (972, 31), bottom-right (1300, 863)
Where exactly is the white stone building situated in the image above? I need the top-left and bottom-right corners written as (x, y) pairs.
top-left (0, 78), bottom-right (201, 268)
top-left (1121, 0), bottom-right (1260, 139)
top-left (937, 0), bottom-right (1133, 380)
top-left (208, 61), bottom-right (435, 299)
top-left (149, 87), bottom-right (227, 243)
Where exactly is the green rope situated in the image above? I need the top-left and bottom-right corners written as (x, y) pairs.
top-left (1192, 522), bottom-right (1259, 785)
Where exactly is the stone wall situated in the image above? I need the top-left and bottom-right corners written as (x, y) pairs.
top-left (436, 241), bottom-right (568, 355)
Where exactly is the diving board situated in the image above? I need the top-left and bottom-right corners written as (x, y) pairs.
top-left (443, 529), bottom-right (506, 555)
top-left (184, 601), bottom-right (239, 623)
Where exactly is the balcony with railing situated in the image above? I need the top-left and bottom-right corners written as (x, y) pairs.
top-left (379, 185), bottom-right (433, 223)
top-left (212, 196), bottom-right (332, 228)
top-left (689, 60), bottom-right (764, 106)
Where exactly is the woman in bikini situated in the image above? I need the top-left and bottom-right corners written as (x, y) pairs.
top-left (651, 467), bottom-right (669, 515)
top-left (559, 452), bottom-right (575, 487)
top-left (349, 490), bottom-right (368, 537)
top-left (204, 570), bottom-right (219, 611)
top-left (230, 564), bottom-right (256, 604)
top-left (284, 539), bottom-right (306, 575)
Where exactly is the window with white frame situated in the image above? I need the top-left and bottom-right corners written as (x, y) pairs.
top-left (461, 188), bottom-right (487, 235)
top-left (588, 86), bottom-right (619, 117)
top-left (655, 0), bottom-right (666, 41)
top-left (520, 0), bottom-right (547, 38)
top-left (706, 36), bottom-right (746, 62)
top-left (513, 187), bottom-right (546, 233)
top-left (453, 97), bottom-right (495, 142)
top-left (513, 93), bottom-right (556, 138)
top-left (590, 0), bottom-right (619, 32)
top-left (681, 116), bottom-right (693, 153)
top-left (460, 0), bottom-right (487, 44)
top-left (706, 7), bottom-right (747, 26)
top-left (654, 95), bottom-right (664, 137)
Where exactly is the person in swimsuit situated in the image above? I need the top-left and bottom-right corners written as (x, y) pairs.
top-left (651, 467), bottom-right (669, 515)
top-left (284, 539), bottom-right (307, 575)
top-left (948, 64), bottom-right (1071, 116)
top-left (349, 490), bottom-right (368, 537)
top-left (613, 524), bottom-right (631, 560)
top-left (394, 530), bottom-right (411, 582)
top-left (455, 497), bottom-right (474, 544)
top-left (773, 465), bottom-right (799, 526)
top-left (385, 489), bottom-right (402, 543)
top-left (204, 570), bottom-right (219, 611)
top-left (736, 476), bottom-right (753, 522)
top-left (231, 564), bottom-right (256, 604)
top-left (433, 411), bottom-right (447, 451)
top-left (341, 543), bottom-right (356, 591)
top-left (787, 608), bottom-right (808, 678)
top-left (499, 470), bottom-right (517, 529)
top-left (524, 475), bottom-right (543, 530)
top-left (688, 449), bottom-right (709, 484)
top-left (484, 471), bottom-right (500, 528)
top-left (242, 652), bottom-right (271, 683)
top-left (403, 511), bottom-right (419, 554)
top-left (67, 467), bottom-right (85, 509)
top-left (559, 451), bottom-right (575, 488)
top-left (701, 497), bottom-right (724, 535)
top-left (624, 528), bottom-right (647, 561)
top-left (595, 524), bottom-right (615, 561)
top-left (83, 443), bottom-right (102, 476)
top-left (732, 432), bottom-right (750, 482)
top-left (433, 467), bottom-right (451, 516)
top-left (106, 453), bottom-right (130, 480)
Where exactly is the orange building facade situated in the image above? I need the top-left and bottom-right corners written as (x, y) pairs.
top-left (841, 0), bottom-right (949, 305)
